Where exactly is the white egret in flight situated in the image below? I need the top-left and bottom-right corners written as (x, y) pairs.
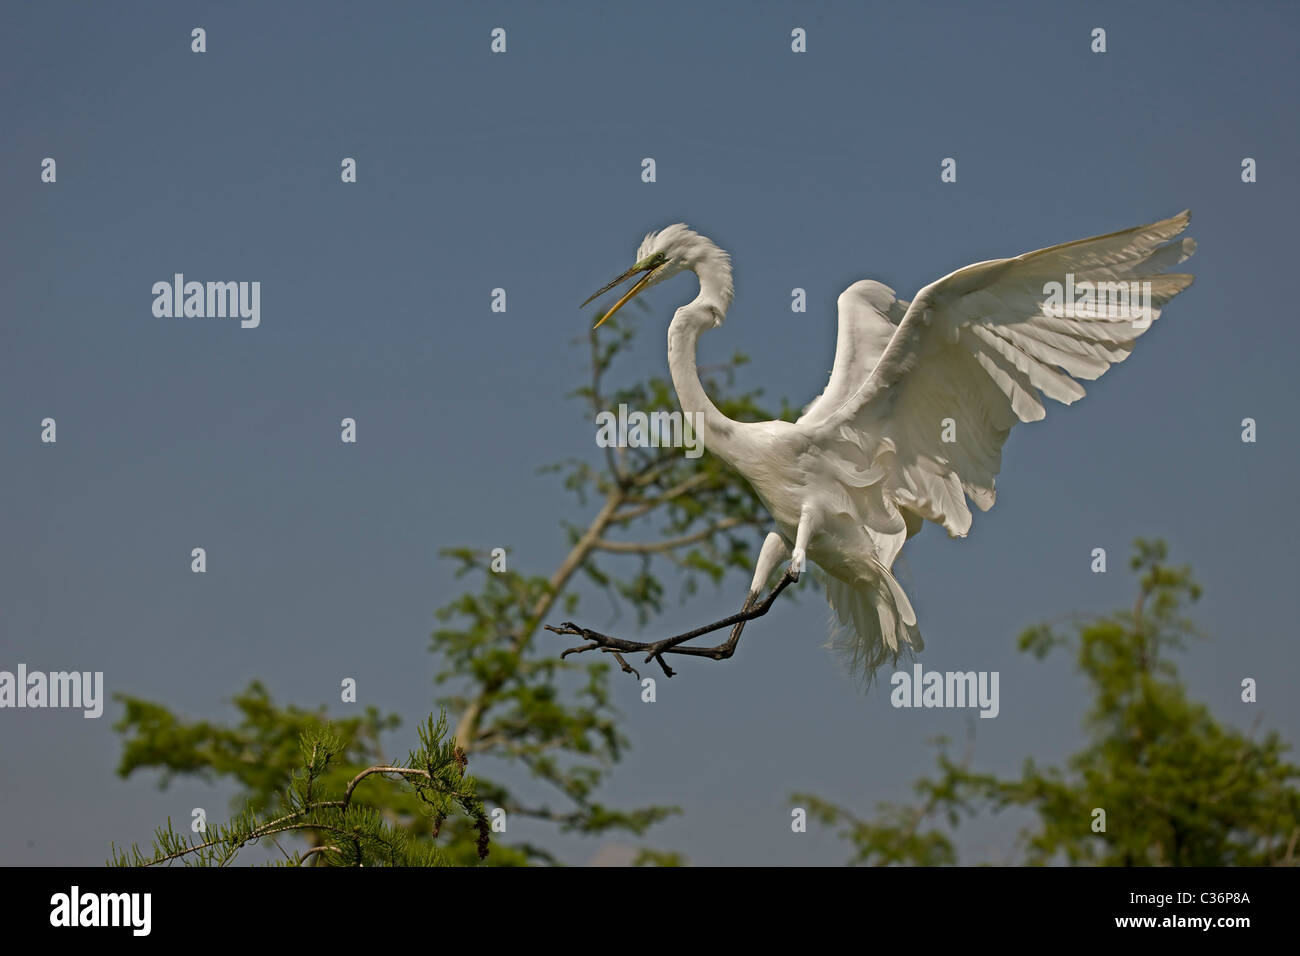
top-left (548, 213), bottom-right (1195, 681)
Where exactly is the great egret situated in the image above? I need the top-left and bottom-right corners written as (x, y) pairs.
top-left (548, 213), bottom-right (1196, 680)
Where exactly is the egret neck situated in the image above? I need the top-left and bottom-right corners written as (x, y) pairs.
top-left (666, 251), bottom-right (736, 456)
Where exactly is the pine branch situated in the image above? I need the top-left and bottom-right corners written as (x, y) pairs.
top-left (110, 712), bottom-right (488, 867)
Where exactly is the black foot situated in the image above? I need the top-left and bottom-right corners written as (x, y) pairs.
top-left (543, 622), bottom-right (671, 677)
top-left (544, 568), bottom-right (800, 680)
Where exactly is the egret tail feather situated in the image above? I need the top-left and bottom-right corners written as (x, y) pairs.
top-left (821, 561), bottom-right (923, 684)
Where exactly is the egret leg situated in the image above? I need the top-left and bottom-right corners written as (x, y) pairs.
top-left (546, 566), bottom-right (799, 678)
top-left (545, 530), bottom-right (803, 678)
top-left (637, 530), bottom-right (790, 663)
top-left (789, 503), bottom-right (819, 577)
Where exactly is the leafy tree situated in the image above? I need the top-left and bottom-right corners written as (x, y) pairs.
top-left (797, 539), bottom-right (1300, 866)
top-left (115, 313), bottom-right (789, 865)
top-left (111, 713), bottom-right (488, 867)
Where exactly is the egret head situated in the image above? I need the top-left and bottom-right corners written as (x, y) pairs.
top-left (582, 224), bottom-right (733, 328)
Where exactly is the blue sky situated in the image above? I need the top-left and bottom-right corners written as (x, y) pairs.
top-left (1, 0), bottom-right (1297, 865)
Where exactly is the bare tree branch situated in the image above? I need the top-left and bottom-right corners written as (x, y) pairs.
top-left (593, 517), bottom-right (745, 554)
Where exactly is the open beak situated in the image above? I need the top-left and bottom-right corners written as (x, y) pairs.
top-left (582, 260), bottom-right (660, 329)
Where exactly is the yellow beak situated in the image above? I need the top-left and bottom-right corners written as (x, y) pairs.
top-left (582, 261), bottom-right (660, 329)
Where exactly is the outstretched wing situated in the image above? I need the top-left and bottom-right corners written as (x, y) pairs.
top-left (798, 280), bottom-right (908, 424)
top-left (806, 211), bottom-right (1196, 540)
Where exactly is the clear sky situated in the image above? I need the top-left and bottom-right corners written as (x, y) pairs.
top-left (2, 1), bottom-right (1297, 865)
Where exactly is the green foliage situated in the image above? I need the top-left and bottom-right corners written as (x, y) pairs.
top-left (633, 848), bottom-right (687, 866)
top-left (428, 316), bottom-right (789, 861)
top-left (115, 314), bottom-right (785, 865)
top-left (795, 774), bottom-right (965, 867)
top-left (430, 549), bottom-right (675, 861)
top-left (545, 315), bottom-right (795, 609)
top-left (110, 712), bottom-right (488, 867)
top-left (116, 681), bottom-right (407, 819)
top-left (797, 539), bottom-right (1300, 866)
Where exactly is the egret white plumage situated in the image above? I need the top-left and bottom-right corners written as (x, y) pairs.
top-left (548, 213), bottom-right (1196, 681)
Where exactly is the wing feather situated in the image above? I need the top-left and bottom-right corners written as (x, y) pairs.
top-left (805, 211), bottom-right (1196, 538)
top-left (798, 280), bottom-right (908, 425)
